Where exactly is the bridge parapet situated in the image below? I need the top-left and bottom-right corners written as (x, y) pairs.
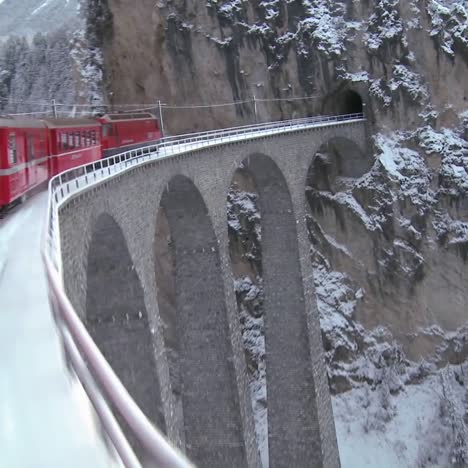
top-left (43, 114), bottom-right (366, 467)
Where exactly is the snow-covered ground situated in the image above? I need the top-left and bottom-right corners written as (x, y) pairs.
top-left (0, 192), bottom-right (119, 468)
top-left (334, 367), bottom-right (468, 467)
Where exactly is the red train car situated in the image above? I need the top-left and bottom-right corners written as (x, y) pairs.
top-left (1, 113), bottom-right (160, 211)
top-left (44, 119), bottom-right (102, 177)
top-left (0, 118), bottom-right (49, 209)
top-left (97, 113), bottom-right (161, 156)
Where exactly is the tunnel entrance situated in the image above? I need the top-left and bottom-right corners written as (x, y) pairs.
top-left (342, 89), bottom-right (363, 114)
top-left (322, 89), bottom-right (364, 116)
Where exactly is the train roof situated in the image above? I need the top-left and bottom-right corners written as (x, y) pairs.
top-left (99, 113), bottom-right (157, 123)
top-left (42, 118), bottom-right (100, 129)
top-left (0, 117), bottom-right (46, 129)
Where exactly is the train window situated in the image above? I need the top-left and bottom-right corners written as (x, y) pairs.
top-left (82, 131), bottom-right (88, 146)
top-left (27, 135), bottom-right (35, 160)
top-left (8, 133), bottom-right (17, 165)
top-left (75, 131), bottom-right (81, 148)
top-left (102, 123), bottom-right (114, 137)
top-left (60, 132), bottom-right (68, 150)
top-left (92, 130), bottom-right (97, 144)
top-left (39, 134), bottom-right (46, 158)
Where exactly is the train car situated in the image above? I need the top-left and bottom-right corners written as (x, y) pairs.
top-left (0, 118), bottom-right (48, 210)
top-left (44, 119), bottom-right (102, 177)
top-left (97, 113), bottom-right (161, 157)
top-left (1, 113), bottom-right (161, 212)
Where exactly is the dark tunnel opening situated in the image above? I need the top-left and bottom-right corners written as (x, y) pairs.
top-left (342, 90), bottom-right (363, 115)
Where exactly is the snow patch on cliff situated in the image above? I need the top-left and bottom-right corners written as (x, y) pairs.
top-left (298, 0), bottom-right (350, 57)
top-left (417, 126), bottom-right (468, 195)
top-left (369, 79), bottom-right (393, 106)
top-left (426, 0), bottom-right (468, 56)
top-left (389, 64), bottom-right (429, 102)
top-left (365, 0), bottom-right (404, 51)
top-left (335, 366), bottom-right (468, 467)
top-left (227, 188), bottom-right (262, 241)
top-left (375, 132), bottom-right (434, 209)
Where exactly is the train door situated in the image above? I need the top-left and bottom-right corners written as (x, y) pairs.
top-left (38, 129), bottom-right (48, 183)
top-left (114, 123), bottom-right (120, 147)
top-left (47, 129), bottom-right (58, 177)
top-left (26, 132), bottom-right (37, 188)
top-left (8, 131), bottom-right (28, 200)
top-left (102, 123), bottom-right (117, 150)
top-left (116, 121), bottom-right (128, 147)
top-left (0, 129), bottom-right (8, 205)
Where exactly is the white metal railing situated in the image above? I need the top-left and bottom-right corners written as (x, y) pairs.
top-left (41, 112), bottom-right (364, 467)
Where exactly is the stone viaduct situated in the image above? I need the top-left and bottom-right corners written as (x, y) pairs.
top-left (58, 120), bottom-right (368, 468)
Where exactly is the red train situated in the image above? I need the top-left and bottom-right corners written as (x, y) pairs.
top-left (0, 113), bottom-right (161, 211)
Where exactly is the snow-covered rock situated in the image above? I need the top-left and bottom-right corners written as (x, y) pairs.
top-left (0, 0), bottom-right (80, 40)
top-left (227, 119), bottom-right (468, 466)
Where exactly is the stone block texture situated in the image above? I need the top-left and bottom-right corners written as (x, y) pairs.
top-left (59, 120), bottom-right (367, 468)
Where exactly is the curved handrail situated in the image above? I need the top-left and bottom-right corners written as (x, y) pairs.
top-left (41, 112), bottom-right (364, 467)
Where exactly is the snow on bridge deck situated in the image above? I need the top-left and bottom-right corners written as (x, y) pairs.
top-left (0, 192), bottom-right (119, 467)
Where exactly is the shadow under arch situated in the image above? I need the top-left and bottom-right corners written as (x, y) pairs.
top-left (154, 175), bottom-right (247, 467)
top-left (229, 154), bottom-right (320, 466)
top-left (85, 213), bottom-right (165, 447)
top-left (308, 136), bottom-right (372, 193)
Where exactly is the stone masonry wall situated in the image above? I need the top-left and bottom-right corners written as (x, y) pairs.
top-left (59, 121), bottom-right (366, 467)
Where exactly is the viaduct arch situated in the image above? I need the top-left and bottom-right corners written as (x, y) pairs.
top-left (231, 153), bottom-right (321, 465)
top-left (59, 120), bottom-right (368, 467)
top-left (155, 175), bottom-right (248, 466)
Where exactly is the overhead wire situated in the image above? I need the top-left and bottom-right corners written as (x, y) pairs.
top-left (5, 110), bottom-right (51, 116)
top-left (256, 95), bottom-right (319, 102)
top-left (162, 99), bottom-right (253, 109)
top-left (0, 94), bottom-right (321, 120)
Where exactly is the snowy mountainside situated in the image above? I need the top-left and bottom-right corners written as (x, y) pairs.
top-left (86, 0), bottom-right (467, 133)
top-left (227, 113), bottom-right (468, 465)
top-left (0, 0), bottom-right (104, 116)
top-left (0, 0), bottom-right (80, 40)
top-left (334, 366), bottom-right (468, 467)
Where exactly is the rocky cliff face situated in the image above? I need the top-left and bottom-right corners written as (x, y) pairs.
top-left (98, 0), bottom-right (468, 370)
top-left (88, 0), bottom-right (468, 465)
top-left (89, 0), bottom-right (466, 133)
